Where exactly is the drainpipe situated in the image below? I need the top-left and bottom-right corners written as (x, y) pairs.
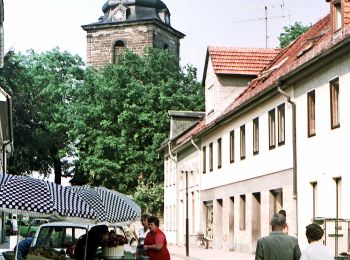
top-left (277, 84), bottom-right (298, 237)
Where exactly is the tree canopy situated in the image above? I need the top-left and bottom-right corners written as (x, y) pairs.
top-left (0, 49), bottom-right (85, 183)
top-left (0, 47), bottom-right (204, 213)
top-left (70, 48), bottom-right (204, 199)
top-left (278, 22), bottom-right (310, 48)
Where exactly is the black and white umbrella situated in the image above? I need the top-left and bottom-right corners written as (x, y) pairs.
top-left (0, 173), bottom-right (95, 220)
top-left (67, 186), bottom-right (141, 224)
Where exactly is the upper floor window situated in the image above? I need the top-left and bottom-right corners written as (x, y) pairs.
top-left (333, 0), bottom-right (342, 31)
top-left (230, 130), bottom-right (235, 163)
top-left (253, 117), bottom-right (259, 155)
top-left (217, 138), bottom-right (222, 169)
top-left (209, 142), bottom-right (213, 172)
top-left (278, 104), bottom-right (285, 145)
top-left (307, 90), bottom-right (316, 137)
top-left (268, 109), bottom-right (276, 149)
top-left (113, 40), bottom-right (126, 63)
top-left (240, 125), bottom-right (246, 160)
top-left (202, 146), bottom-right (206, 174)
top-left (330, 78), bottom-right (340, 129)
top-left (206, 85), bottom-right (214, 115)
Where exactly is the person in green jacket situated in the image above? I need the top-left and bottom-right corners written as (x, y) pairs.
top-left (255, 213), bottom-right (301, 260)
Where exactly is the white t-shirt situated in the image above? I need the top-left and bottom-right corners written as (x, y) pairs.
top-left (300, 241), bottom-right (333, 260)
top-left (138, 227), bottom-right (149, 246)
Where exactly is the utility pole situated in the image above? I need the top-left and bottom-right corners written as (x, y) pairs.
top-left (185, 170), bottom-right (189, 257)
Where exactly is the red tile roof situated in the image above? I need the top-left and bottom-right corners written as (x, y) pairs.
top-left (208, 47), bottom-right (280, 76)
top-left (174, 13), bottom-right (350, 148)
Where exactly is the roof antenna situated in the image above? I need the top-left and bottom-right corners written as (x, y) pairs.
top-left (233, 1), bottom-right (287, 48)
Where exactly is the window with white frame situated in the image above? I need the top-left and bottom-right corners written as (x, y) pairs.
top-left (240, 195), bottom-right (246, 230)
top-left (230, 130), bottom-right (235, 163)
top-left (217, 138), bottom-right (222, 169)
top-left (330, 78), bottom-right (340, 129)
top-left (253, 117), bottom-right (259, 155)
top-left (333, 0), bottom-right (342, 31)
top-left (268, 109), bottom-right (276, 149)
top-left (202, 146), bottom-right (206, 174)
top-left (240, 125), bottom-right (246, 160)
top-left (278, 104), bottom-right (285, 145)
top-left (209, 142), bottom-right (213, 171)
top-left (308, 90), bottom-right (316, 137)
top-left (206, 85), bottom-right (214, 114)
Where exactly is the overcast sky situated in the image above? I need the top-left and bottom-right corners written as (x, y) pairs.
top-left (4, 0), bottom-right (329, 79)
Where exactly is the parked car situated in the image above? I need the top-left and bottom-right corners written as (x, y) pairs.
top-left (19, 218), bottom-right (50, 237)
top-left (5, 218), bottom-right (50, 237)
top-left (27, 222), bottom-right (130, 259)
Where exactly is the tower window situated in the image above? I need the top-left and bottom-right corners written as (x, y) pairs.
top-left (113, 40), bottom-right (126, 64)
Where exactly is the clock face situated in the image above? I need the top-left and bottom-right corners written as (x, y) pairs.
top-left (114, 9), bottom-right (125, 21)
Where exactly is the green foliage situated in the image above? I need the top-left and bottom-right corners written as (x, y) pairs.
top-left (70, 48), bottom-right (204, 200)
top-left (278, 22), bottom-right (310, 48)
top-left (0, 49), bottom-right (84, 182)
top-left (133, 180), bottom-right (164, 215)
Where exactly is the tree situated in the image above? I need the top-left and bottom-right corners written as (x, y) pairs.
top-left (0, 49), bottom-right (85, 183)
top-left (70, 48), bottom-right (204, 198)
top-left (278, 22), bottom-right (310, 48)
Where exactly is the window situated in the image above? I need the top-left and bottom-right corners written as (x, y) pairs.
top-left (268, 109), bottom-right (276, 149)
top-left (206, 85), bottom-right (214, 114)
top-left (113, 40), bottom-right (126, 63)
top-left (230, 130), bottom-right (235, 163)
top-left (333, 0), bottom-right (342, 31)
top-left (270, 189), bottom-right (283, 214)
top-left (310, 182), bottom-right (317, 220)
top-left (239, 195), bottom-right (246, 230)
top-left (240, 125), bottom-right (246, 160)
top-left (202, 146), bottom-right (206, 174)
top-left (253, 117), bottom-right (259, 155)
top-left (334, 177), bottom-right (342, 219)
top-left (307, 90), bottom-right (316, 137)
top-left (278, 104), bottom-right (285, 145)
top-left (209, 143), bottom-right (213, 172)
top-left (330, 78), bottom-right (340, 129)
top-left (217, 138), bottom-right (222, 169)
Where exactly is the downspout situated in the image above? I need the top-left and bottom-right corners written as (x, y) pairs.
top-left (277, 84), bottom-right (298, 237)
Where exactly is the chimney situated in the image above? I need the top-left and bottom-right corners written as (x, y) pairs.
top-left (327, 0), bottom-right (350, 34)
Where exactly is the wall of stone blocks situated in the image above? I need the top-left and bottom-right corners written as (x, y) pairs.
top-left (85, 23), bottom-right (180, 67)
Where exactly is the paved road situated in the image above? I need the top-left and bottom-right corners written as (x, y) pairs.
top-left (168, 244), bottom-right (255, 260)
top-left (0, 239), bottom-right (256, 260)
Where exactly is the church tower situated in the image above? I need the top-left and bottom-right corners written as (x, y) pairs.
top-left (82, 0), bottom-right (185, 67)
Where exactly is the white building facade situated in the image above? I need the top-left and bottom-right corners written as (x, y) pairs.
top-left (162, 0), bottom-right (350, 256)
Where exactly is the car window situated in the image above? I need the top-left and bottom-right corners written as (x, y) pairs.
top-left (35, 226), bottom-right (87, 249)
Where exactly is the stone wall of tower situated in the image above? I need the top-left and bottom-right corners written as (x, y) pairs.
top-left (86, 22), bottom-right (180, 67)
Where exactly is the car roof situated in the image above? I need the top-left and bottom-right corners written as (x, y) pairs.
top-left (38, 221), bottom-right (91, 229)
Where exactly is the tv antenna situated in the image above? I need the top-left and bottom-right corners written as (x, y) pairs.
top-left (233, 1), bottom-right (289, 48)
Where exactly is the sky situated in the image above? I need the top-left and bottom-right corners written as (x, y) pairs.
top-left (4, 0), bottom-right (329, 79)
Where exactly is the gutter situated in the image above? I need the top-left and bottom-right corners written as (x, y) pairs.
top-left (277, 83), bottom-right (298, 238)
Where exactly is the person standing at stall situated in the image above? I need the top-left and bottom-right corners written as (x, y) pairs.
top-left (134, 214), bottom-right (150, 259)
top-left (144, 216), bottom-right (170, 260)
top-left (11, 216), bottom-right (18, 235)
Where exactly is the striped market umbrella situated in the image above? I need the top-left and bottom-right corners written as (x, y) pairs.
top-left (67, 186), bottom-right (141, 224)
top-left (0, 173), bottom-right (95, 220)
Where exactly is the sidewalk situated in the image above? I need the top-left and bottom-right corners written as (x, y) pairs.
top-left (168, 245), bottom-right (255, 260)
